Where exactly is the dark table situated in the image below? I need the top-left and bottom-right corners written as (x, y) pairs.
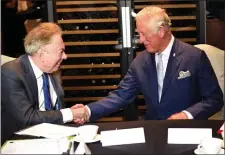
top-left (11, 120), bottom-right (224, 154)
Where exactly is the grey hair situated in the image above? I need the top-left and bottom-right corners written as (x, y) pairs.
top-left (24, 22), bottom-right (62, 55)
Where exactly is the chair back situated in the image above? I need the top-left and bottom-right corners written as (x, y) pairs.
top-left (194, 44), bottom-right (224, 119)
top-left (1, 55), bottom-right (15, 66)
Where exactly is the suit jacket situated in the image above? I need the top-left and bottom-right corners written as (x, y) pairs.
top-left (1, 54), bottom-right (65, 144)
top-left (88, 39), bottom-right (223, 121)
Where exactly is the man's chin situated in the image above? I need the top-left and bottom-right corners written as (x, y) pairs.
top-left (54, 66), bottom-right (60, 72)
top-left (146, 49), bottom-right (155, 53)
top-left (146, 47), bottom-right (157, 53)
top-left (50, 66), bottom-right (60, 73)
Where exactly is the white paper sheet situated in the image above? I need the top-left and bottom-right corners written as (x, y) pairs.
top-left (15, 123), bottom-right (78, 139)
top-left (167, 128), bottom-right (212, 144)
top-left (74, 142), bottom-right (91, 154)
top-left (219, 123), bottom-right (224, 131)
top-left (1, 139), bottom-right (70, 154)
top-left (100, 127), bottom-right (145, 146)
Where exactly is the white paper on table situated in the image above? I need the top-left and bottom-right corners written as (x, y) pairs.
top-left (219, 123), bottom-right (224, 132)
top-left (15, 123), bottom-right (78, 139)
top-left (1, 138), bottom-right (70, 154)
top-left (167, 128), bottom-right (212, 144)
top-left (100, 127), bottom-right (145, 147)
top-left (74, 142), bottom-right (91, 154)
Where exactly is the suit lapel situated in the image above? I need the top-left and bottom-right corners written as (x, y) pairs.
top-left (145, 52), bottom-right (158, 105)
top-left (161, 39), bottom-right (183, 98)
top-left (50, 73), bottom-right (65, 108)
top-left (21, 55), bottom-right (39, 107)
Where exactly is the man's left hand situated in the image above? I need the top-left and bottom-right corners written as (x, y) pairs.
top-left (167, 112), bottom-right (188, 120)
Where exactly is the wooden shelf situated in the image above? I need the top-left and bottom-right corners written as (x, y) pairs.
top-left (66, 53), bottom-right (119, 58)
top-left (170, 16), bottom-right (196, 20)
top-left (56, 1), bottom-right (117, 5)
top-left (64, 41), bottom-right (118, 46)
top-left (62, 29), bottom-right (119, 35)
top-left (178, 38), bottom-right (196, 42)
top-left (135, 4), bottom-right (196, 9)
top-left (57, 7), bottom-right (117, 12)
top-left (58, 18), bottom-right (118, 24)
top-left (61, 63), bottom-right (120, 69)
top-left (58, 17), bottom-right (193, 24)
top-left (171, 26), bottom-right (196, 31)
top-left (64, 85), bottom-right (117, 90)
top-left (62, 74), bottom-right (121, 80)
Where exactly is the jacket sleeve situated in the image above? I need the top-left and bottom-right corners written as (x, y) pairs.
top-left (88, 62), bottom-right (140, 121)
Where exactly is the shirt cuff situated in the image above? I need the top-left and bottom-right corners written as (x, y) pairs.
top-left (85, 105), bottom-right (91, 117)
top-left (182, 110), bottom-right (194, 119)
top-left (60, 108), bottom-right (73, 123)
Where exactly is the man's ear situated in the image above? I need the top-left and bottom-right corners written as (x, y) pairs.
top-left (37, 48), bottom-right (44, 61)
top-left (158, 26), bottom-right (166, 38)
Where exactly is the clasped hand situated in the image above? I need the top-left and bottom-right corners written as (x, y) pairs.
top-left (70, 104), bottom-right (89, 124)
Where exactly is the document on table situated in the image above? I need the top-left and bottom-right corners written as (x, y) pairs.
top-left (167, 128), bottom-right (212, 144)
top-left (1, 139), bottom-right (70, 154)
top-left (15, 123), bottom-right (79, 139)
top-left (100, 127), bottom-right (145, 146)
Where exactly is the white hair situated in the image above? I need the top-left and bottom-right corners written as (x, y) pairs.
top-left (136, 6), bottom-right (171, 33)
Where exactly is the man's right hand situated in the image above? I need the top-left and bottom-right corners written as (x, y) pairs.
top-left (70, 104), bottom-right (89, 124)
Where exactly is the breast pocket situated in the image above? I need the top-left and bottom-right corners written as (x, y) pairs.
top-left (177, 76), bottom-right (192, 90)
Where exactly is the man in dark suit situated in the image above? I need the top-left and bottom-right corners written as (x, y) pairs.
top-left (75, 6), bottom-right (223, 123)
top-left (1, 23), bottom-right (89, 144)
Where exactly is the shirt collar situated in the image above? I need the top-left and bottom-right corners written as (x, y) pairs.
top-left (28, 55), bottom-right (43, 79)
top-left (157, 35), bottom-right (174, 58)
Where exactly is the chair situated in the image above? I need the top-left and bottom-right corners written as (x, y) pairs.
top-left (194, 44), bottom-right (224, 120)
top-left (1, 55), bottom-right (15, 66)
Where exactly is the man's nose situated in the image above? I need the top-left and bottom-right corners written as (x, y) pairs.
top-left (62, 52), bottom-right (67, 60)
top-left (139, 34), bottom-right (145, 44)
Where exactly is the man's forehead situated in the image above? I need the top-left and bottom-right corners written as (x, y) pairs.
top-left (136, 17), bottom-right (150, 27)
top-left (137, 12), bottom-right (153, 20)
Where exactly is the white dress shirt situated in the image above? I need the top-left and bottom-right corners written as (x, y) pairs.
top-left (28, 56), bottom-right (73, 123)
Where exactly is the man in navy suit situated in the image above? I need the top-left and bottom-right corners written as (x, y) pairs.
top-left (1, 23), bottom-right (89, 144)
top-left (75, 6), bottom-right (223, 122)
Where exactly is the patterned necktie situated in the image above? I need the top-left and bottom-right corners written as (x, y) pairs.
top-left (42, 73), bottom-right (52, 110)
top-left (156, 54), bottom-right (164, 102)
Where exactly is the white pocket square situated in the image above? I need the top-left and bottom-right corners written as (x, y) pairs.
top-left (178, 70), bottom-right (191, 79)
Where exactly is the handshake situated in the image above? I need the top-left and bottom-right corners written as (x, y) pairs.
top-left (70, 104), bottom-right (90, 124)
